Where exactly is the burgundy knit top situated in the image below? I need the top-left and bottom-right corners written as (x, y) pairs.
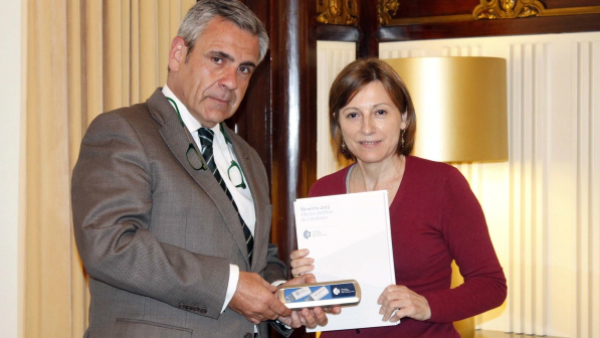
top-left (310, 156), bottom-right (507, 338)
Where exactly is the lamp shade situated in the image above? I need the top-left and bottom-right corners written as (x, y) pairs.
top-left (385, 57), bottom-right (508, 163)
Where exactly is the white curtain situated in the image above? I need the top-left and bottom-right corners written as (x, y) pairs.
top-left (24, 0), bottom-right (196, 336)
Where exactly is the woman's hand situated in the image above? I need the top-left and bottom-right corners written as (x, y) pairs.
top-left (377, 285), bottom-right (431, 322)
top-left (289, 249), bottom-right (315, 277)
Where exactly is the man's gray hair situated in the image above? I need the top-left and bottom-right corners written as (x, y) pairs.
top-left (178, 0), bottom-right (269, 63)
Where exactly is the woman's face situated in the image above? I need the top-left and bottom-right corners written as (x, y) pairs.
top-left (338, 81), bottom-right (405, 164)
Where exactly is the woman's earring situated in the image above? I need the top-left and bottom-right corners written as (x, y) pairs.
top-left (341, 141), bottom-right (347, 154)
top-left (401, 129), bottom-right (405, 149)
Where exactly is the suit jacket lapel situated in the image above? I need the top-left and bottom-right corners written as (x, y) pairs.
top-left (146, 89), bottom-right (251, 267)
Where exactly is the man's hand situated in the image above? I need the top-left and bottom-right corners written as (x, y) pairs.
top-left (276, 273), bottom-right (342, 329)
top-left (228, 272), bottom-right (292, 324)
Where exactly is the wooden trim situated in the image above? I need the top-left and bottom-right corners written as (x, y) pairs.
top-left (375, 13), bottom-right (600, 42)
top-left (385, 5), bottom-right (600, 26)
top-left (545, 5), bottom-right (600, 16)
top-left (314, 25), bottom-right (360, 42)
top-left (236, 4), bottom-right (318, 336)
top-left (387, 14), bottom-right (473, 26)
top-left (229, 0), bottom-right (272, 177)
top-left (269, 0), bottom-right (318, 278)
top-left (358, 0), bottom-right (380, 58)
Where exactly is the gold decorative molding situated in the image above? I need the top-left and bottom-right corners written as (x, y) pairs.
top-left (316, 0), bottom-right (358, 25)
top-left (473, 0), bottom-right (545, 19)
top-left (384, 3), bottom-right (600, 26)
top-left (378, 0), bottom-right (400, 26)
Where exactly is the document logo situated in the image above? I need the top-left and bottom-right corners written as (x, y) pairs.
top-left (303, 230), bottom-right (312, 239)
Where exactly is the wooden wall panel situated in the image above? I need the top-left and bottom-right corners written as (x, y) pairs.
top-left (310, 0), bottom-right (600, 56)
top-left (377, 14), bottom-right (600, 42)
top-left (392, 0), bottom-right (478, 18)
top-left (229, 0), bottom-right (273, 176)
top-left (234, 5), bottom-right (320, 320)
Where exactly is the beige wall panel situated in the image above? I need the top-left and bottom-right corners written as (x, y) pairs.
top-left (531, 43), bottom-right (548, 336)
top-left (130, 0), bottom-right (141, 103)
top-left (158, 0), bottom-right (170, 86)
top-left (376, 32), bottom-right (600, 338)
top-left (104, 0), bottom-right (124, 111)
top-left (25, 0), bottom-right (41, 334)
top-left (120, 1), bottom-right (132, 107)
top-left (85, 0), bottom-right (104, 121)
top-left (68, 0), bottom-right (84, 164)
top-left (380, 48), bottom-right (426, 58)
top-left (316, 41), bottom-right (356, 179)
top-left (42, 0), bottom-right (73, 330)
top-left (574, 39), bottom-right (600, 338)
top-left (24, 1), bottom-right (195, 337)
top-left (139, 0), bottom-right (159, 99)
top-left (545, 37), bottom-right (578, 338)
top-left (26, 0), bottom-right (75, 336)
top-left (591, 40), bottom-right (600, 338)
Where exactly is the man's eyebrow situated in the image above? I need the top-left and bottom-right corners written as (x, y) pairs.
top-left (209, 51), bottom-right (256, 69)
top-left (210, 51), bottom-right (234, 62)
top-left (240, 61), bottom-right (257, 69)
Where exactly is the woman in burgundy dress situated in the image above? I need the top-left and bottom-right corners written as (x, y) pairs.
top-left (290, 58), bottom-right (506, 338)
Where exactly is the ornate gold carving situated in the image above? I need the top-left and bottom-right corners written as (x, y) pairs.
top-left (316, 0), bottom-right (358, 25)
top-left (378, 0), bottom-right (400, 26)
top-left (473, 0), bottom-right (545, 19)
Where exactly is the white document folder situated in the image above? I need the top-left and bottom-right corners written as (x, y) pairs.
top-left (294, 190), bottom-right (398, 332)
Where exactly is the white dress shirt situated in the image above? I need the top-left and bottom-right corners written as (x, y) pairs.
top-left (162, 85), bottom-right (256, 313)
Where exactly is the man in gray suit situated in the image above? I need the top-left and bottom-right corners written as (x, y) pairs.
top-left (72, 1), bottom-right (332, 337)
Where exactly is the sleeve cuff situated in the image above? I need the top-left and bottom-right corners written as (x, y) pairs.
top-left (271, 279), bottom-right (287, 287)
top-left (269, 319), bottom-right (293, 336)
top-left (271, 281), bottom-right (291, 329)
top-left (221, 264), bottom-right (239, 313)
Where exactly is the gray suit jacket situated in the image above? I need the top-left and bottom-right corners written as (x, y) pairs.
top-left (72, 89), bottom-right (287, 338)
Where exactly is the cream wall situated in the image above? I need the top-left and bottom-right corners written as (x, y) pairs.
top-left (317, 31), bottom-right (600, 338)
top-left (316, 41), bottom-right (356, 179)
top-left (379, 33), bottom-right (600, 338)
top-left (0, 0), bottom-right (24, 337)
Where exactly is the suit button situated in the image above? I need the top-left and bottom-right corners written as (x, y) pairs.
top-left (244, 333), bottom-right (253, 338)
top-left (199, 308), bottom-right (207, 314)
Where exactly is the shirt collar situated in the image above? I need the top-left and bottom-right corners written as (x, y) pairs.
top-left (162, 84), bottom-right (224, 141)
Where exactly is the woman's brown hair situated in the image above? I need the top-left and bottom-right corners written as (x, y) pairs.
top-left (329, 58), bottom-right (416, 160)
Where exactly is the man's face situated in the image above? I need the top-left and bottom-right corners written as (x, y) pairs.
top-left (167, 17), bottom-right (260, 128)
